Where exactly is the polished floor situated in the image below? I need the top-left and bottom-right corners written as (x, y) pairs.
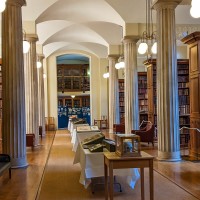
top-left (0, 130), bottom-right (200, 200)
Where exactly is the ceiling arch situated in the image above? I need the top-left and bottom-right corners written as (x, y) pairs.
top-left (42, 23), bottom-right (108, 47)
top-left (36, 0), bottom-right (124, 25)
top-left (20, 0), bottom-right (200, 59)
top-left (43, 41), bottom-right (107, 58)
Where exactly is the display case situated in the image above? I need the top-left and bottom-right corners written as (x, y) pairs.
top-left (115, 134), bottom-right (141, 157)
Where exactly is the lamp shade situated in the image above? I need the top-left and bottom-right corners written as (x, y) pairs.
top-left (37, 61), bottom-right (42, 68)
top-left (118, 61), bottom-right (125, 69)
top-left (103, 72), bottom-right (109, 78)
top-left (151, 42), bottom-right (157, 54)
top-left (190, 6), bottom-right (200, 18)
top-left (23, 40), bottom-right (30, 54)
top-left (115, 62), bottom-right (121, 69)
top-left (0, 0), bottom-right (6, 13)
top-left (191, 0), bottom-right (200, 6)
top-left (138, 42), bottom-right (148, 54)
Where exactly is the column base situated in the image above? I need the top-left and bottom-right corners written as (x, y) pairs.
top-left (11, 158), bottom-right (28, 168)
top-left (157, 150), bottom-right (181, 162)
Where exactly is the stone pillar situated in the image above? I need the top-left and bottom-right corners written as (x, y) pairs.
top-left (123, 36), bottom-right (139, 134)
top-left (37, 54), bottom-right (45, 136)
top-left (24, 34), bottom-right (39, 146)
top-left (153, 0), bottom-right (182, 161)
top-left (2, 0), bottom-right (27, 167)
top-left (108, 55), bottom-right (120, 133)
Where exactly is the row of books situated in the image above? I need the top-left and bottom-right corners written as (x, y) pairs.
top-left (179, 105), bottom-right (190, 115)
top-left (178, 82), bottom-right (189, 88)
top-left (139, 99), bottom-right (148, 105)
top-left (178, 69), bottom-right (189, 74)
top-left (178, 88), bottom-right (189, 95)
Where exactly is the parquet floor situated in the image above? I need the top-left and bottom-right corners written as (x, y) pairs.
top-left (0, 130), bottom-right (200, 200)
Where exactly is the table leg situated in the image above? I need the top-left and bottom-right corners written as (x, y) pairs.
top-left (149, 160), bottom-right (154, 200)
top-left (104, 158), bottom-right (108, 200)
top-left (140, 168), bottom-right (145, 200)
top-left (109, 162), bottom-right (114, 200)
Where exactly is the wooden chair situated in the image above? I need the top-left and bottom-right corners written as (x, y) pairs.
top-left (113, 124), bottom-right (125, 134)
top-left (131, 123), bottom-right (155, 147)
top-left (26, 133), bottom-right (35, 150)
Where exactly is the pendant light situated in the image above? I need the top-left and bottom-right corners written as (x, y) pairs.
top-left (190, 0), bottom-right (200, 18)
top-left (115, 26), bottom-right (125, 69)
top-left (138, 0), bottom-right (157, 57)
top-left (23, 30), bottom-right (30, 54)
top-left (0, 0), bottom-right (7, 13)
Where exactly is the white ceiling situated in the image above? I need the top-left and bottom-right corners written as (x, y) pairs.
top-left (21, 0), bottom-right (200, 58)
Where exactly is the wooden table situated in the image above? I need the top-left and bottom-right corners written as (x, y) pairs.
top-left (104, 151), bottom-right (154, 200)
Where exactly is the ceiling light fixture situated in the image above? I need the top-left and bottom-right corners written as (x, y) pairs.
top-left (23, 30), bottom-right (30, 54)
top-left (36, 56), bottom-right (42, 68)
top-left (0, 0), bottom-right (7, 13)
top-left (190, 0), bottom-right (200, 18)
top-left (71, 95), bottom-right (75, 98)
top-left (103, 66), bottom-right (109, 78)
top-left (138, 0), bottom-right (157, 57)
top-left (115, 26), bottom-right (125, 69)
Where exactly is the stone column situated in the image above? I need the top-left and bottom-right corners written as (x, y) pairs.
top-left (153, 0), bottom-right (182, 161)
top-left (123, 36), bottom-right (139, 134)
top-left (2, 0), bottom-right (27, 167)
top-left (108, 55), bottom-right (120, 133)
top-left (24, 34), bottom-right (39, 146)
top-left (37, 54), bottom-right (45, 136)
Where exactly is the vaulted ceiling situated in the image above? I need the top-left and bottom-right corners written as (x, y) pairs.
top-left (21, 0), bottom-right (200, 58)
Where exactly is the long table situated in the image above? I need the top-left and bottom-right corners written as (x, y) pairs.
top-left (73, 133), bottom-right (140, 188)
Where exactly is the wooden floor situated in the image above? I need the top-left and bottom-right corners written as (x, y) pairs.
top-left (0, 130), bottom-right (200, 200)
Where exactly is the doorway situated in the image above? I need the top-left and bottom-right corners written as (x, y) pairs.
top-left (56, 54), bottom-right (90, 129)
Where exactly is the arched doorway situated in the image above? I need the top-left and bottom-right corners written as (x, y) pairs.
top-left (56, 54), bottom-right (90, 129)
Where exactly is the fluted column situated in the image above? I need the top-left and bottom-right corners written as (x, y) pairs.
top-left (123, 36), bottom-right (139, 134)
top-left (37, 54), bottom-right (45, 136)
top-left (153, 0), bottom-right (182, 161)
top-left (24, 34), bottom-right (39, 146)
top-left (108, 55), bottom-right (120, 133)
top-left (2, 0), bottom-right (27, 167)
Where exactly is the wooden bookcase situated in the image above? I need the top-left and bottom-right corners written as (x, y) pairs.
top-left (119, 79), bottom-right (125, 122)
top-left (57, 64), bottom-right (90, 92)
top-left (144, 59), bottom-right (190, 128)
top-left (58, 95), bottom-right (90, 107)
top-left (181, 32), bottom-right (200, 159)
top-left (0, 59), bottom-right (2, 151)
top-left (118, 72), bottom-right (148, 124)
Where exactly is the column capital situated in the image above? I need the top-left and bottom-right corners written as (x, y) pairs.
top-left (107, 54), bottom-right (119, 61)
top-left (7, 0), bottom-right (26, 6)
top-left (37, 54), bottom-right (45, 61)
top-left (123, 36), bottom-right (140, 44)
top-left (25, 34), bottom-right (38, 42)
top-left (153, 0), bottom-right (182, 10)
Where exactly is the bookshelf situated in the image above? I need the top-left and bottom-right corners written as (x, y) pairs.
top-left (144, 59), bottom-right (190, 128)
top-left (58, 96), bottom-right (90, 107)
top-left (0, 59), bottom-right (2, 150)
top-left (119, 79), bottom-right (125, 123)
top-left (57, 64), bottom-right (90, 92)
top-left (118, 72), bottom-right (148, 124)
top-left (138, 72), bottom-right (148, 123)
